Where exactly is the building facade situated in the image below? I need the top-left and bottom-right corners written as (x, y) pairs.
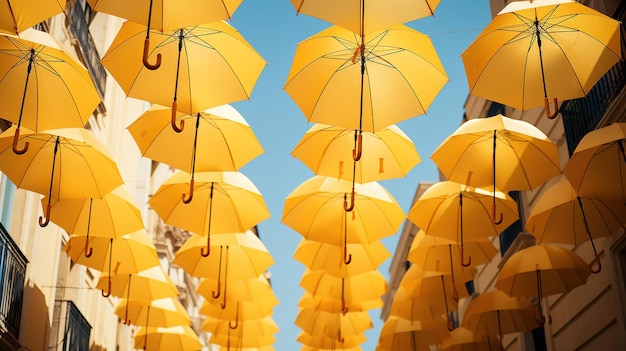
top-left (383, 0), bottom-right (626, 350)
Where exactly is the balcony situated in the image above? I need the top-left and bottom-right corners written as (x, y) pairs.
top-left (50, 300), bottom-right (91, 351)
top-left (0, 223), bottom-right (28, 339)
top-left (561, 0), bottom-right (626, 155)
top-left (68, 1), bottom-right (107, 99)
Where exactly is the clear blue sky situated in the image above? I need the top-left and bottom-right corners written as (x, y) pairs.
top-left (228, 1), bottom-right (492, 350)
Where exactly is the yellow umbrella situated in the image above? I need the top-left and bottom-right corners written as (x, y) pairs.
top-left (400, 264), bottom-right (474, 329)
top-left (389, 285), bottom-right (446, 321)
top-left (496, 244), bottom-right (591, 324)
top-left (290, 0), bottom-right (440, 35)
top-left (0, 29), bottom-right (100, 154)
top-left (525, 176), bottom-right (626, 273)
top-left (461, 0), bottom-right (621, 118)
top-left (148, 171), bottom-right (270, 256)
top-left (101, 20), bottom-right (265, 128)
top-left (282, 176), bottom-right (404, 263)
top-left (298, 331), bottom-right (366, 349)
top-left (200, 294), bottom-right (278, 321)
top-left (134, 325), bottom-right (201, 351)
top-left (462, 289), bottom-right (539, 340)
top-left (115, 297), bottom-right (190, 327)
top-left (430, 114), bottom-right (560, 223)
top-left (64, 230), bottom-right (159, 277)
top-left (296, 308), bottom-right (373, 340)
top-left (300, 269), bottom-right (386, 315)
top-left (294, 239), bottom-right (390, 278)
top-left (173, 232), bottom-right (273, 308)
top-left (196, 275), bottom-right (275, 304)
top-left (47, 185), bottom-right (144, 255)
top-left (439, 327), bottom-right (501, 351)
top-left (284, 24), bottom-right (447, 136)
top-left (299, 292), bottom-right (382, 314)
top-left (377, 316), bottom-right (450, 351)
top-left (128, 104), bottom-right (263, 174)
top-left (563, 122), bottom-right (626, 202)
top-left (0, 1), bottom-right (66, 35)
top-left (302, 346), bottom-right (362, 351)
top-left (408, 230), bottom-right (498, 272)
top-left (291, 123), bottom-right (420, 183)
top-left (407, 181), bottom-right (518, 266)
top-left (0, 127), bottom-right (123, 227)
top-left (96, 265), bottom-right (178, 301)
top-left (88, 0), bottom-right (243, 69)
top-left (202, 315), bottom-right (279, 338)
top-left (210, 331), bottom-right (275, 349)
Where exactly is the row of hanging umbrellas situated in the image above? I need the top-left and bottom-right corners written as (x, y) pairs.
top-left (281, 0), bottom-right (451, 349)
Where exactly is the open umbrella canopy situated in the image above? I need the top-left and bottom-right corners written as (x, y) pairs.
top-left (389, 285), bottom-right (447, 321)
top-left (408, 230), bottom-right (498, 272)
top-left (525, 175), bottom-right (626, 272)
top-left (298, 331), bottom-right (366, 349)
top-left (134, 325), bottom-right (202, 351)
top-left (282, 175), bottom-right (405, 245)
top-left (439, 327), bottom-right (501, 351)
top-left (290, 0), bottom-right (441, 35)
top-left (115, 297), bottom-right (190, 327)
top-left (128, 104), bottom-right (263, 173)
top-left (45, 185), bottom-right (143, 239)
top-left (291, 123), bottom-right (420, 183)
top-left (87, 0), bottom-right (243, 32)
top-left (296, 308), bottom-right (373, 338)
top-left (400, 264), bottom-right (474, 304)
top-left (462, 289), bottom-right (539, 338)
top-left (202, 315), bottom-right (279, 337)
top-left (294, 239), bottom-right (390, 278)
top-left (431, 114), bottom-right (561, 191)
top-left (0, 0), bottom-right (66, 35)
top-left (284, 24), bottom-right (448, 133)
top-left (200, 293), bottom-right (279, 321)
top-left (64, 230), bottom-right (159, 276)
top-left (96, 265), bottom-right (179, 301)
top-left (563, 122), bottom-right (626, 202)
top-left (461, 0), bottom-right (621, 117)
top-left (0, 28), bottom-right (100, 142)
top-left (210, 332), bottom-right (276, 349)
top-left (197, 275), bottom-right (275, 304)
top-left (299, 292), bottom-right (382, 314)
top-left (101, 20), bottom-right (266, 121)
top-left (377, 316), bottom-right (450, 350)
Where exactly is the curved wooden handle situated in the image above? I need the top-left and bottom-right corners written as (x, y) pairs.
top-left (200, 234), bottom-right (210, 257)
top-left (461, 245), bottom-right (472, 268)
top-left (101, 277), bottom-right (111, 298)
top-left (171, 101), bottom-right (184, 132)
top-left (492, 202), bottom-right (503, 225)
top-left (352, 133), bottom-right (362, 161)
top-left (544, 97), bottom-right (559, 119)
top-left (229, 319), bottom-right (238, 329)
top-left (84, 237), bottom-right (93, 258)
top-left (341, 299), bottom-right (349, 315)
top-left (343, 246), bottom-right (352, 265)
top-left (212, 280), bottom-right (221, 299)
top-left (12, 127), bottom-right (28, 154)
top-left (39, 202), bottom-right (51, 227)
top-left (143, 37), bottom-right (161, 70)
top-left (589, 251), bottom-right (602, 274)
top-left (343, 191), bottom-right (355, 212)
top-left (182, 178), bottom-right (194, 204)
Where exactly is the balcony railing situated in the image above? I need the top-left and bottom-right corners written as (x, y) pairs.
top-left (51, 300), bottom-right (91, 351)
top-left (0, 223), bottom-right (28, 337)
top-left (68, 1), bottom-right (107, 99)
top-left (561, 0), bottom-right (626, 155)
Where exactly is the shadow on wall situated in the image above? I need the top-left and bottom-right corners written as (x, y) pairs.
top-left (19, 279), bottom-right (50, 351)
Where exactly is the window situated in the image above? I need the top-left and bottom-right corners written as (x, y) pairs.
top-left (0, 176), bottom-right (15, 227)
top-left (499, 191), bottom-right (524, 255)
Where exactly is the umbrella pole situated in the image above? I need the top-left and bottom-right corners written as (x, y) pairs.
top-left (344, 154), bottom-right (358, 212)
top-left (221, 246), bottom-right (230, 309)
top-left (576, 197), bottom-right (602, 273)
top-left (534, 14), bottom-right (559, 119)
top-left (440, 275), bottom-right (454, 331)
top-left (142, 0), bottom-right (161, 70)
top-left (39, 136), bottom-right (60, 227)
top-left (448, 244), bottom-right (459, 302)
top-left (229, 302), bottom-right (239, 329)
top-left (351, 3), bottom-right (366, 162)
top-left (182, 114), bottom-right (201, 203)
top-left (124, 274), bottom-right (132, 324)
top-left (170, 29), bottom-right (186, 132)
top-left (102, 238), bottom-right (113, 296)
top-left (343, 196), bottom-right (352, 264)
top-left (492, 130), bottom-right (503, 225)
top-left (12, 49), bottom-right (36, 154)
top-left (460, 192), bottom-right (472, 267)
top-left (497, 309), bottom-right (503, 341)
top-left (201, 182), bottom-right (215, 257)
top-left (341, 277), bottom-right (348, 315)
top-left (535, 268), bottom-right (548, 325)
top-left (83, 199), bottom-right (94, 257)
top-left (143, 305), bottom-right (150, 350)
top-left (212, 246), bottom-right (223, 299)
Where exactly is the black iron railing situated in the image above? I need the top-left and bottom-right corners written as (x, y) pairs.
top-left (0, 223), bottom-right (28, 337)
top-left (52, 300), bottom-right (91, 351)
top-left (68, 1), bottom-right (107, 99)
top-left (561, 0), bottom-right (626, 155)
